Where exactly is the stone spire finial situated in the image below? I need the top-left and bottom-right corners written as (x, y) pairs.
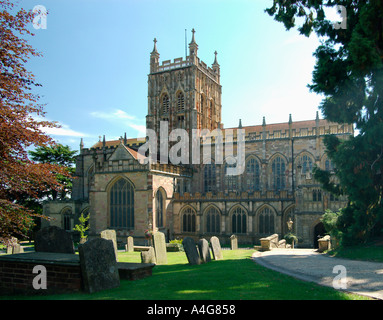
top-left (190, 28), bottom-right (196, 44)
top-left (213, 50), bottom-right (219, 65)
top-left (188, 28), bottom-right (198, 59)
top-left (151, 38), bottom-right (158, 54)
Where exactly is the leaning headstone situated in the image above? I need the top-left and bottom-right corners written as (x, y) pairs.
top-left (78, 238), bottom-right (120, 294)
top-left (210, 236), bottom-right (223, 260)
top-left (125, 236), bottom-right (134, 252)
top-left (198, 239), bottom-right (211, 263)
top-left (230, 234), bottom-right (238, 250)
top-left (152, 232), bottom-right (167, 265)
top-left (100, 229), bottom-right (118, 261)
top-left (13, 243), bottom-right (24, 254)
top-left (141, 247), bottom-right (157, 264)
top-left (34, 226), bottom-right (75, 254)
top-left (183, 237), bottom-right (201, 265)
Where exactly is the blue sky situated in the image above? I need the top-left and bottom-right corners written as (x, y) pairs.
top-left (20, 0), bottom-right (340, 152)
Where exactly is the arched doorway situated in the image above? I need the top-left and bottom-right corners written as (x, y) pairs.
top-left (313, 222), bottom-right (326, 248)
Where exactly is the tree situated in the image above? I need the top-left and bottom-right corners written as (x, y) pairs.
top-left (0, 1), bottom-right (69, 242)
top-left (29, 144), bottom-right (78, 200)
top-left (266, 1), bottom-right (383, 244)
top-left (73, 211), bottom-right (90, 244)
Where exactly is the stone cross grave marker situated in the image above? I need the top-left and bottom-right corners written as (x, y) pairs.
top-left (198, 238), bottom-right (211, 263)
top-left (210, 236), bottom-right (223, 260)
top-left (152, 232), bottom-right (167, 265)
top-left (78, 238), bottom-right (120, 294)
top-left (126, 236), bottom-right (134, 252)
top-left (183, 237), bottom-right (201, 265)
top-left (34, 226), bottom-right (75, 254)
top-left (141, 247), bottom-right (157, 264)
top-left (100, 229), bottom-right (118, 261)
top-left (230, 234), bottom-right (238, 250)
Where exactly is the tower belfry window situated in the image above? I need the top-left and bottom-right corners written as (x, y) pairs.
top-left (177, 92), bottom-right (185, 112)
top-left (162, 94), bottom-right (170, 114)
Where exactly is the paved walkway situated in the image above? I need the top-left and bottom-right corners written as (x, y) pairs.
top-left (252, 248), bottom-right (383, 300)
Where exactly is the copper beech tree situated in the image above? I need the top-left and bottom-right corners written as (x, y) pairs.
top-left (0, 1), bottom-right (70, 242)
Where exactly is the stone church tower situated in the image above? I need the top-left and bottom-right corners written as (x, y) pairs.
top-left (146, 29), bottom-right (222, 163)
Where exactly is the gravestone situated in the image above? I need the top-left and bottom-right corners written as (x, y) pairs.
top-left (210, 236), bottom-right (223, 260)
top-left (183, 237), bottom-right (201, 265)
top-left (230, 235), bottom-right (238, 250)
top-left (100, 229), bottom-right (118, 261)
top-left (141, 247), bottom-right (157, 264)
top-left (6, 237), bottom-right (17, 254)
top-left (34, 226), bottom-right (75, 254)
top-left (198, 239), bottom-right (211, 263)
top-left (78, 238), bottom-right (120, 293)
top-left (13, 243), bottom-right (24, 254)
top-left (152, 232), bottom-right (167, 265)
top-left (125, 236), bottom-right (134, 252)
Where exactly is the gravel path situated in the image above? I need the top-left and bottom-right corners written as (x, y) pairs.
top-left (252, 248), bottom-right (383, 300)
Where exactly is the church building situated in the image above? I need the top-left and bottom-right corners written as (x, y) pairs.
top-left (43, 30), bottom-right (353, 248)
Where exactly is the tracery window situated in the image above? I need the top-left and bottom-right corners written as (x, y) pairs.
top-left (246, 158), bottom-right (260, 192)
top-left (156, 190), bottom-right (165, 228)
top-left (206, 207), bottom-right (220, 233)
top-left (177, 92), bottom-right (185, 112)
top-left (272, 156), bottom-right (286, 190)
top-left (162, 94), bottom-right (170, 114)
top-left (109, 178), bottom-right (134, 229)
top-left (299, 155), bottom-right (313, 174)
top-left (182, 207), bottom-right (196, 233)
top-left (259, 207), bottom-right (275, 234)
top-left (204, 163), bottom-right (216, 192)
top-left (232, 207), bottom-right (247, 234)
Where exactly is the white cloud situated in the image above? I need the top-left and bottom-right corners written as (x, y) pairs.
top-left (90, 109), bottom-right (137, 121)
top-left (42, 124), bottom-right (89, 137)
top-left (90, 108), bottom-right (146, 137)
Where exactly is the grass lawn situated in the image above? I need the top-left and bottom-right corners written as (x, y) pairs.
top-left (2, 249), bottom-right (368, 300)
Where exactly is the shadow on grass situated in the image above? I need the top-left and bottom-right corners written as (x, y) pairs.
top-left (0, 250), bottom-right (367, 300)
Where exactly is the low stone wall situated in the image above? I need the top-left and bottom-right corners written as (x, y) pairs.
top-left (0, 252), bottom-right (82, 295)
top-left (0, 252), bottom-right (155, 296)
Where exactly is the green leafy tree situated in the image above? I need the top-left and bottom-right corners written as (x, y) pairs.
top-left (266, 1), bottom-right (383, 244)
top-left (29, 144), bottom-right (77, 200)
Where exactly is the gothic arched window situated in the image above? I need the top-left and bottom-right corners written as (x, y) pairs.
top-left (272, 156), bottom-right (286, 190)
top-left (206, 207), bottom-right (220, 233)
top-left (109, 178), bottom-right (134, 229)
top-left (62, 207), bottom-right (72, 231)
top-left (155, 189), bottom-right (165, 228)
top-left (246, 158), bottom-right (260, 192)
top-left (162, 94), bottom-right (170, 114)
top-left (177, 92), bottom-right (185, 112)
top-left (182, 207), bottom-right (196, 233)
top-left (299, 155), bottom-right (313, 174)
top-left (204, 163), bottom-right (216, 192)
top-left (232, 206), bottom-right (247, 234)
top-left (225, 160), bottom-right (238, 193)
top-left (259, 207), bottom-right (275, 234)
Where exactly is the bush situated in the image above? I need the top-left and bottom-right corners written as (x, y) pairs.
top-left (284, 232), bottom-right (298, 245)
